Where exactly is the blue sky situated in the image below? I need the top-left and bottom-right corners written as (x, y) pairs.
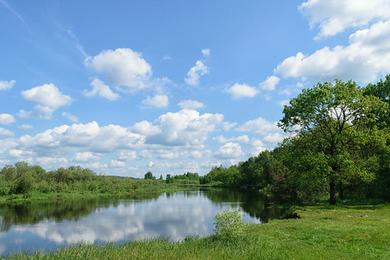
top-left (1, 0), bottom-right (390, 177)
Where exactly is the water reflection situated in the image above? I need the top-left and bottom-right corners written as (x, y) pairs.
top-left (0, 189), bottom-right (279, 256)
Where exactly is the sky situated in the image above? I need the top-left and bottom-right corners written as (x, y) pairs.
top-left (1, 0), bottom-right (390, 177)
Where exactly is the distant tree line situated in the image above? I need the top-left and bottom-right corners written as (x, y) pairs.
top-left (0, 162), bottom-right (165, 196)
top-left (1, 76), bottom-right (389, 205)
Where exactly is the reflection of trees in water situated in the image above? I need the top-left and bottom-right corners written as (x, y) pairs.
top-left (202, 188), bottom-right (284, 222)
top-left (0, 193), bottom-right (161, 232)
top-left (0, 189), bottom-right (286, 233)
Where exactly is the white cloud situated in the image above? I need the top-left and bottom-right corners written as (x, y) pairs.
top-left (142, 94), bottom-right (169, 108)
top-left (118, 151), bottom-right (137, 161)
top-left (227, 83), bottom-right (257, 99)
top-left (275, 20), bottom-right (390, 83)
top-left (74, 152), bottom-right (99, 162)
top-left (19, 121), bottom-right (144, 153)
top-left (9, 148), bottom-right (33, 158)
top-left (21, 83), bottom-right (71, 118)
top-left (132, 120), bottom-right (161, 136)
top-left (214, 135), bottom-right (250, 144)
top-left (237, 117), bottom-right (280, 135)
top-left (62, 112), bottom-right (79, 123)
top-left (250, 139), bottom-right (266, 156)
top-left (83, 79), bottom-right (120, 101)
top-left (19, 124), bottom-right (32, 129)
top-left (178, 99), bottom-right (204, 110)
top-left (215, 142), bottom-right (243, 159)
top-left (263, 133), bottom-right (286, 144)
top-left (0, 113), bottom-right (15, 124)
top-left (138, 109), bottom-right (224, 146)
top-left (185, 60), bottom-right (208, 86)
top-left (260, 76), bottom-right (280, 91)
top-left (110, 159), bottom-right (126, 168)
top-left (85, 48), bottom-right (152, 92)
top-left (0, 80), bottom-right (15, 90)
top-left (222, 122), bottom-right (237, 131)
top-left (0, 127), bottom-right (14, 137)
top-left (299, 0), bottom-right (390, 39)
top-left (17, 109), bottom-right (33, 119)
top-left (201, 48), bottom-right (211, 57)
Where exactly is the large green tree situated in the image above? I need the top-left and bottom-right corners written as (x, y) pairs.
top-left (279, 80), bottom-right (387, 204)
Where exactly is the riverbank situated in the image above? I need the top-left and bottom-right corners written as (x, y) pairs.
top-left (0, 182), bottom-right (199, 205)
top-left (7, 204), bottom-right (390, 259)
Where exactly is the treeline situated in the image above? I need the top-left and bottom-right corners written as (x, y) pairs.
top-left (202, 76), bottom-right (390, 204)
top-left (1, 76), bottom-right (389, 205)
top-left (0, 162), bottom-right (165, 197)
top-left (143, 171), bottom-right (200, 185)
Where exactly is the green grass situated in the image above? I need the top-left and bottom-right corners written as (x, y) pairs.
top-left (0, 183), bottom-right (198, 205)
top-left (7, 204), bottom-right (390, 259)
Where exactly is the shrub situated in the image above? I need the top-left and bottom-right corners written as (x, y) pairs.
top-left (11, 173), bottom-right (34, 194)
top-left (214, 210), bottom-right (244, 239)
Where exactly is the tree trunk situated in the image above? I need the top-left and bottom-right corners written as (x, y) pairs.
top-left (329, 179), bottom-right (337, 205)
top-left (338, 182), bottom-right (344, 200)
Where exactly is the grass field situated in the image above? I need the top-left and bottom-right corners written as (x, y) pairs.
top-left (7, 204), bottom-right (390, 259)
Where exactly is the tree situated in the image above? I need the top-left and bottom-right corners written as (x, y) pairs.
top-left (11, 172), bottom-right (34, 194)
top-left (279, 80), bottom-right (387, 204)
top-left (144, 171), bottom-right (155, 180)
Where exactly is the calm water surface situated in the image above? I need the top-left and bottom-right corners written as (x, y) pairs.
top-left (0, 189), bottom-right (280, 256)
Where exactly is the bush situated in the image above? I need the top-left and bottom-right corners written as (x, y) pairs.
top-left (11, 173), bottom-right (34, 194)
top-left (214, 210), bottom-right (244, 239)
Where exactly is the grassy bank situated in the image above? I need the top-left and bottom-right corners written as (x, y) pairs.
top-left (0, 182), bottom-right (198, 205)
top-left (8, 204), bottom-right (390, 259)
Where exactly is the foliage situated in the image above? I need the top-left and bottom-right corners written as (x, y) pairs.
top-left (144, 171), bottom-right (156, 180)
top-left (214, 210), bottom-right (244, 239)
top-left (11, 172), bottom-right (34, 194)
top-left (166, 172), bottom-right (200, 185)
top-left (201, 76), bottom-right (390, 204)
top-left (0, 163), bottom-right (185, 202)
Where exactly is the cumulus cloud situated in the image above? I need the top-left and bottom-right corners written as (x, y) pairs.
top-left (83, 79), bottom-right (120, 101)
top-left (74, 152), bottom-right (99, 162)
top-left (215, 142), bottom-right (243, 159)
top-left (19, 121), bottom-right (144, 153)
top-left (142, 94), bottom-right (169, 108)
top-left (227, 83), bottom-right (257, 99)
top-left (85, 48), bottom-right (152, 92)
top-left (0, 80), bottom-right (15, 90)
top-left (62, 112), bottom-right (79, 123)
top-left (299, 0), bottom-right (390, 39)
top-left (132, 120), bottom-right (161, 136)
top-left (0, 127), bottom-right (14, 137)
top-left (185, 60), bottom-right (208, 86)
top-left (275, 20), bottom-right (390, 83)
top-left (260, 76), bottom-right (280, 91)
top-left (214, 135), bottom-right (250, 144)
top-left (21, 83), bottom-right (71, 118)
top-left (250, 139), bottom-right (266, 156)
top-left (178, 99), bottom-right (204, 110)
top-left (118, 151), bottom-right (137, 161)
top-left (0, 113), bottom-right (15, 124)
top-left (237, 117), bottom-right (280, 135)
top-left (138, 109), bottom-right (224, 146)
